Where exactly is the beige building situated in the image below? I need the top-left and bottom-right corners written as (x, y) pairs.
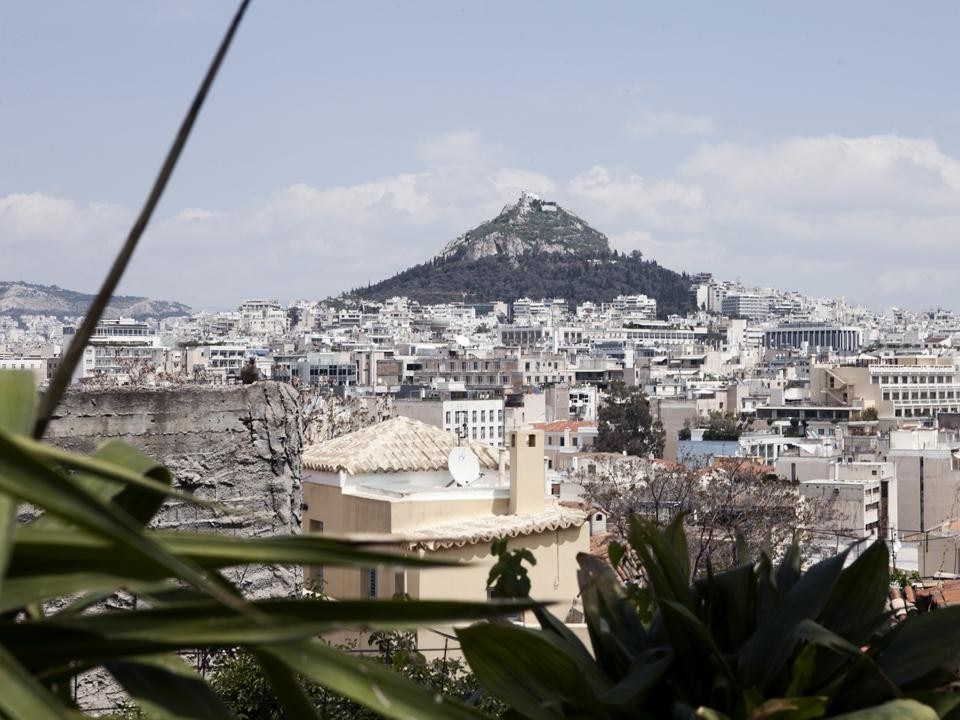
top-left (301, 417), bottom-right (589, 625)
top-left (812, 356), bottom-right (960, 421)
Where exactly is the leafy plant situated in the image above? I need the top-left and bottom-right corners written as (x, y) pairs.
top-left (458, 514), bottom-right (960, 719)
top-left (0, 369), bottom-right (534, 718)
top-left (208, 632), bottom-right (507, 719)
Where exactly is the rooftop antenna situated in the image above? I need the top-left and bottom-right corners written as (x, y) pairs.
top-left (448, 445), bottom-right (480, 487)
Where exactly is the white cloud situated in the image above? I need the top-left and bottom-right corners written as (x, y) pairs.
top-left (625, 110), bottom-right (715, 137)
top-left (567, 166), bottom-right (704, 229)
top-left (587, 134), bottom-right (960, 307)
top-left (7, 132), bottom-right (960, 311)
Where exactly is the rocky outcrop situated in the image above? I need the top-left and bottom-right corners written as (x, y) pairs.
top-left (47, 382), bottom-right (303, 597)
top-left (435, 191), bottom-right (610, 263)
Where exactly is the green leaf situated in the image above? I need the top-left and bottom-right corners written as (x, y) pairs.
top-left (775, 541), bottom-right (801, 596)
top-left (598, 649), bottom-right (673, 709)
top-left (696, 708), bottom-right (732, 720)
top-left (749, 696), bottom-right (827, 720)
top-left (904, 691), bottom-right (960, 719)
top-left (0, 371), bottom-right (36, 594)
top-left (6, 598), bottom-right (538, 669)
top-left (532, 605), bottom-right (596, 669)
top-left (829, 699), bottom-right (937, 720)
top-left (251, 649), bottom-right (321, 720)
top-left (0, 430), bottom-right (251, 617)
top-left (107, 654), bottom-right (235, 720)
top-left (628, 514), bottom-right (691, 606)
top-left (657, 599), bottom-right (736, 695)
top-left (9, 433), bottom-right (206, 514)
top-left (785, 643), bottom-right (818, 697)
top-left (0, 643), bottom-right (70, 720)
top-left (577, 552), bottom-right (649, 680)
top-left (458, 622), bottom-right (611, 719)
top-left (11, 526), bottom-right (458, 571)
top-left (873, 605), bottom-right (960, 687)
top-left (697, 560), bottom-right (755, 652)
top-left (739, 548), bottom-right (849, 690)
top-left (0, 370), bottom-right (36, 436)
top-left (262, 639), bottom-right (488, 720)
top-left (818, 541), bottom-right (889, 644)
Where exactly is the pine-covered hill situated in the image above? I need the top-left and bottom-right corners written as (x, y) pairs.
top-left (348, 250), bottom-right (695, 318)
top-left (346, 192), bottom-right (696, 317)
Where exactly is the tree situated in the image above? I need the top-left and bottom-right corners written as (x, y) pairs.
top-left (576, 455), bottom-right (832, 576)
top-left (701, 411), bottom-right (741, 441)
top-left (594, 381), bottom-right (665, 458)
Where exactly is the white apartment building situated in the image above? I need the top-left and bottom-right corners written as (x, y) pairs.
top-left (722, 293), bottom-right (770, 321)
top-left (0, 355), bottom-right (48, 384)
top-left (814, 356), bottom-right (960, 419)
top-left (238, 299), bottom-right (288, 337)
top-left (79, 319), bottom-right (164, 381)
top-left (569, 385), bottom-right (599, 421)
top-left (397, 397), bottom-right (505, 446)
top-left (612, 294), bottom-right (657, 321)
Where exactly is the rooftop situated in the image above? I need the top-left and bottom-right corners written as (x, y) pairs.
top-left (400, 505), bottom-right (588, 551)
top-left (302, 415), bottom-right (503, 475)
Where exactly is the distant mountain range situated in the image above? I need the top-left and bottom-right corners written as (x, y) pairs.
top-left (349, 192), bottom-right (696, 317)
top-left (0, 281), bottom-right (192, 320)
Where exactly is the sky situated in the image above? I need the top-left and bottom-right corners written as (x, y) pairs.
top-left (3, 1), bottom-right (960, 311)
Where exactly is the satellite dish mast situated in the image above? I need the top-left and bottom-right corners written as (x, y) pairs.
top-left (447, 446), bottom-right (480, 487)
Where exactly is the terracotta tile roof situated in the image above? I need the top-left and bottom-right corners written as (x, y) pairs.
top-left (588, 532), bottom-right (633, 583)
top-left (400, 506), bottom-right (588, 551)
top-left (302, 416), bottom-right (503, 475)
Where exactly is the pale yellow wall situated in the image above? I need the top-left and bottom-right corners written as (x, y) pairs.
top-left (509, 429), bottom-right (548, 514)
top-left (390, 496), bottom-right (508, 531)
top-left (302, 482), bottom-right (393, 598)
top-left (409, 523), bottom-right (589, 624)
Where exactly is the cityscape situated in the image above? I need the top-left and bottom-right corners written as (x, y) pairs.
top-left (5, 2), bottom-right (960, 718)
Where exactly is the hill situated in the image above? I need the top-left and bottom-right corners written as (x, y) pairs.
top-left (0, 281), bottom-right (192, 319)
top-left (350, 192), bottom-right (695, 317)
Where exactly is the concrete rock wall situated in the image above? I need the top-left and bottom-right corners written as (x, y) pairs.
top-left (47, 381), bottom-right (304, 598)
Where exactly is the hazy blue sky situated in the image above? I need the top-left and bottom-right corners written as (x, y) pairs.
top-left (4, 1), bottom-right (960, 310)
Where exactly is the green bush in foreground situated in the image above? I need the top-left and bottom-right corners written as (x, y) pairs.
top-left (459, 516), bottom-right (960, 719)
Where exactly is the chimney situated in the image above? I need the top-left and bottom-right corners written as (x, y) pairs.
top-left (508, 429), bottom-right (547, 515)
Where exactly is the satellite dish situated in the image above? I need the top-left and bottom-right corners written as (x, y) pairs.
top-left (447, 446), bottom-right (480, 487)
top-left (454, 334), bottom-right (471, 347)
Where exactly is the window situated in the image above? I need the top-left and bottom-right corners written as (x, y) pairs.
top-left (527, 434), bottom-right (536, 447)
top-left (498, 410), bottom-right (503, 421)
top-left (364, 569), bottom-right (377, 599)
top-left (572, 437), bottom-right (579, 447)
top-left (480, 427), bottom-right (486, 439)
top-left (472, 411), bottom-right (478, 423)
top-left (481, 410), bottom-right (486, 422)
top-left (560, 436), bottom-right (566, 447)
top-left (445, 411), bottom-right (451, 424)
